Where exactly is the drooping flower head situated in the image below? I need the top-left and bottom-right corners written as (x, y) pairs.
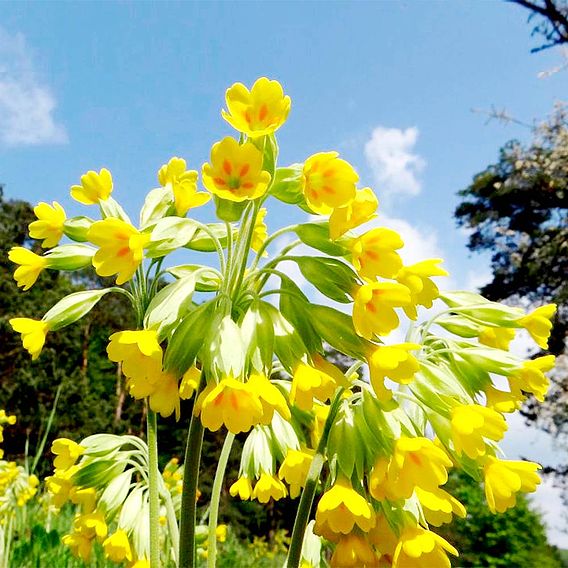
top-left (71, 168), bottom-right (113, 205)
top-left (222, 77), bottom-right (291, 138)
top-left (202, 137), bottom-right (271, 202)
top-left (415, 486), bottom-right (467, 527)
top-left (352, 282), bottom-right (412, 339)
top-left (330, 534), bottom-right (379, 568)
top-left (508, 355), bottom-right (555, 402)
top-left (9, 247), bottom-right (48, 290)
top-left (9, 318), bottom-right (50, 360)
top-left (103, 529), bottom-right (133, 562)
top-left (278, 448), bottom-right (314, 498)
top-left (478, 326), bottom-right (516, 351)
top-left (392, 525), bottom-right (458, 568)
top-left (88, 218), bottom-right (150, 284)
top-left (229, 476), bottom-right (253, 500)
top-left (158, 156), bottom-right (210, 216)
top-left (247, 372), bottom-right (291, 423)
top-left (252, 473), bottom-right (287, 503)
top-left (302, 152), bottom-right (358, 214)
top-left (29, 201), bottom-right (66, 248)
top-left (52, 438), bottom-right (86, 471)
top-left (517, 304), bottom-right (556, 349)
top-left (107, 330), bottom-right (163, 382)
top-left (329, 187), bottom-right (378, 240)
top-left (350, 228), bottom-right (404, 280)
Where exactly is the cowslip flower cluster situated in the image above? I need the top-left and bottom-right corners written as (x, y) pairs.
top-left (8, 77), bottom-right (557, 568)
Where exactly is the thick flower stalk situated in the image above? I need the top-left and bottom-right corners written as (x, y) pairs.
top-left (8, 77), bottom-right (557, 568)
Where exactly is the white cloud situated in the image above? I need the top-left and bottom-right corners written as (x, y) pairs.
top-left (365, 126), bottom-right (425, 198)
top-left (0, 28), bottom-right (67, 147)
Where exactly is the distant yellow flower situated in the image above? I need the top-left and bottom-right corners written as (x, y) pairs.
top-left (158, 156), bottom-right (210, 216)
top-left (103, 529), bottom-right (133, 562)
top-left (483, 456), bottom-right (541, 513)
top-left (107, 330), bottom-right (163, 382)
top-left (352, 282), bottom-right (412, 339)
top-left (278, 448), bottom-right (314, 498)
top-left (51, 438), bottom-right (85, 471)
top-left (62, 532), bottom-right (93, 561)
top-left (302, 152), bottom-right (358, 214)
top-left (216, 524), bottom-right (228, 543)
top-left (315, 478), bottom-right (375, 536)
top-left (367, 343), bottom-right (421, 401)
top-left (484, 384), bottom-right (524, 413)
top-left (392, 526), bottom-right (458, 568)
top-left (9, 318), bottom-right (50, 360)
top-left (71, 168), bottom-right (113, 205)
top-left (330, 534), bottom-right (379, 568)
top-left (478, 326), bottom-right (516, 350)
top-left (222, 77), bottom-right (291, 138)
top-left (451, 404), bottom-right (507, 459)
top-left (329, 187), bottom-right (378, 240)
top-left (202, 137), bottom-right (271, 202)
top-left (251, 208), bottom-right (268, 253)
top-left (179, 366), bottom-right (201, 400)
top-left (229, 477), bottom-right (253, 500)
top-left (88, 218), bottom-right (149, 285)
top-left (508, 355), bottom-right (555, 402)
top-left (199, 377), bottom-right (263, 434)
top-left (247, 372), bottom-right (291, 423)
top-left (29, 201), bottom-right (66, 248)
top-left (252, 473), bottom-right (287, 503)
top-left (415, 486), bottom-right (467, 526)
top-left (350, 228), bottom-right (404, 280)
top-left (396, 259), bottom-right (448, 319)
top-left (517, 304), bottom-right (556, 349)
top-left (9, 247), bottom-right (48, 290)
top-left (387, 436), bottom-right (453, 499)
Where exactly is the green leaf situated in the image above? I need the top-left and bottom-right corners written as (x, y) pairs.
top-left (143, 274), bottom-right (196, 339)
top-left (293, 223), bottom-right (350, 257)
top-left (139, 186), bottom-right (173, 228)
top-left (186, 223), bottom-right (237, 252)
top-left (204, 315), bottom-right (245, 380)
top-left (240, 300), bottom-right (275, 374)
top-left (99, 196), bottom-right (132, 224)
top-left (145, 217), bottom-right (198, 258)
top-left (288, 256), bottom-right (358, 304)
top-left (45, 244), bottom-right (96, 270)
top-left (270, 165), bottom-right (306, 205)
top-left (43, 289), bottom-right (112, 331)
top-left (214, 196), bottom-right (247, 222)
top-left (167, 264), bottom-right (221, 292)
top-left (63, 216), bottom-right (94, 242)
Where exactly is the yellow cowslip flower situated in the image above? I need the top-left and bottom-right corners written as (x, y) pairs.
top-left (367, 343), bottom-right (421, 401)
top-left (478, 327), bottom-right (516, 351)
top-left (290, 355), bottom-right (345, 411)
top-left (350, 228), bottom-right (404, 280)
top-left (451, 404), bottom-right (507, 459)
top-left (179, 366), bottom-right (201, 400)
top-left (45, 465), bottom-right (79, 509)
top-left (251, 207), bottom-right (268, 253)
top-left (314, 478), bottom-right (375, 537)
top-left (329, 187), bottom-right (378, 241)
top-left (158, 156), bottom-right (210, 216)
top-left (222, 77), bottom-right (291, 138)
top-left (302, 152), bottom-right (358, 214)
top-left (386, 437), bottom-right (453, 499)
top-left (0, 410), bottom-right (17, 425)
top-left (278, 448), bottom-right (314, 498)
top-left (74, 511), bottom-right (108, 542)
top-left (392, 526), bottom-right (458, 568)
top-left (9, 318), bottom-right (50, 360)
top-left (415, 486), bottom-right (467, 527)
top-left (202, 137), bottom-right (271, 202)
top-left (368, 456), bottom-right (390, 501)
top-left (517, 304), bottom-right (556, 349)
top-left (88, 218), bottom-right (150, 285)
top-left (310, 402), bottom-right (329, 447)
top-left (9, 247), bottom-right (48, 290)
top-left (484, 384), bottom-right (524, 414)
top-left (103, 529), bottom-right (133, 562)
top-left (216, 524), bottom-right (228, 543)
top-left (70, 487), bottom-right (97, 514)
top-left (29, 201), bottom-right (66, 248)
top-left (395, 259), bottom-right (448, 320)
top-left (198, 377), bottom-right (264, 434)
top-left (352, 282), bottom-right (412, 339)
top-left (368, 515), bottom-right (399, 561)
top-left (330, 534), bottom-right (379, 568)
top-left (229, 477), bottom-right (253, 500)
top-left (148, 372), bottom-right (181, 419)
top-left (252, 472), bottom-right (288, 503)
top-left (130, 559), bottom-right (150, 568)
top-left (107, 330), bottom-right (163, 382)
top-left (508, 355), bottom-right (555, 402)
top-left (62, 532), bottom-right (93, 562)
top-left (51, 438), bottom-right (85, 471)
top-left (483, 456), bottom-right (541, 513)
top-left (247, 373), bottom-right (291, 423)
top-left (71, 168), bottom-right (113, 205)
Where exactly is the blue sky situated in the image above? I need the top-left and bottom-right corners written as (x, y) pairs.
top-left (2, 1), bottom-right (567, 544)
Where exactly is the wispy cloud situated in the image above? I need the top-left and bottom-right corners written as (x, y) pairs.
top-left (365, 126), bottom-right (425, 199)
top-left (0, 27), bottom-right (67, 147)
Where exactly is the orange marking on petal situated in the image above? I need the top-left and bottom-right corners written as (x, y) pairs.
top-left (239, 164), bottom-right (250, 177)
top-left (230, 392), bottom-right (239, 411)
top-left (322, 185), bottom-right (334, 194)
top-left (117, 247), bottom-right (130, 258)
top-left (323, 169), bottom-right (335, 178)
top-left (214, 178), bottom-right (227, 186)
top-left (241, 182), bottom-right (253, 188)
top-left (365, 251), bottom-right (379, 261)
top-left (244, 110), bottom-right (252, 124)
top-left (259, 104), bottom-right (268, 122)
top-left (366, 302), bottom-right (377, 313)
top-left (223, 160), bottom-right (232, 175)
top-left (409, 453), bottom-right (422, 465)
top-left (213, 393), bottom-right (225, 406)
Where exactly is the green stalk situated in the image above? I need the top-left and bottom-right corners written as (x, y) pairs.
top-left (147, 409), bottom-right (161, 568)
top-left (179, 393), bottom-right (205, 568)
top-left (207, 432), bottom-right (235, 568)
top-left (286, 390), bottom-right (344, 568)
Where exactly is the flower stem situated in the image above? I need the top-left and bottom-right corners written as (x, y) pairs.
top-left (179, 394), bottom-right (205, 568)
top-left (286, 390), bottom-right (344, 568)
top-left (147, 409), bottom-right (161, 568)
top-left (207, 432), bottom-right (235, 568)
